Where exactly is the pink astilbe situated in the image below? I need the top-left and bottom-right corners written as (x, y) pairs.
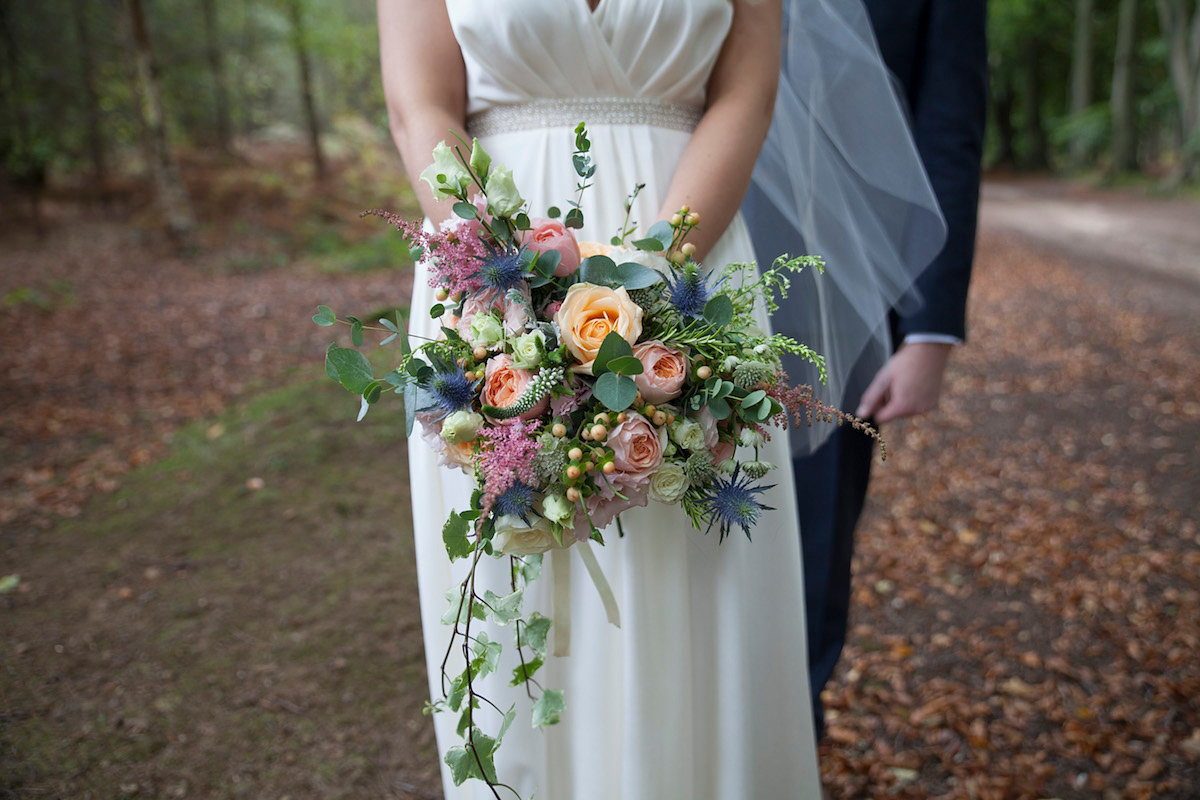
top-left (476, 418), bottom-right (543, 513)
top-left (363, 208), bottom-right (489, 298)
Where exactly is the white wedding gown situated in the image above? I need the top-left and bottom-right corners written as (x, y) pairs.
top-left (407, 1), bottom-right (821, 797)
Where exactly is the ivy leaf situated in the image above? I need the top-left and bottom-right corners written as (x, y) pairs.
top-left (532, 689), bottom-right (565, 727)
top-left (497, 705), bottom-right (518, 744)
top-left (523, 612), bottom-right (552, 653)
top-left (516, 553), bottom-right (543, 584)
top-left (592, 330), bottom-right (633, 377)
top-left (594, 372), bottom-right (638, 411)
top-left (703, 294), bottom-right (734, 328)
top-left (469, 633), bottom-right (502, 679)
top-left (446, 672), bottom-right (467, 712)
top-left (445, 731), bottom-right (498, 785)
top-left (325, 345), bottom-right (374, 394)
top-left (510, 655), bottom-right (544, 687)
top-left (312, 305), bottom-right (336, 326)
top-left (482, 588), bottom-right (524, 625)
top-left (443, 511), bottom-right (474, 561)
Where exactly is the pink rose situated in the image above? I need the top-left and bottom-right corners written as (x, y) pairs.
top-left (438, 193), bottom-right (489, 247)
top-left (571, 480), bottom-right (648, 541)
top-left (605, 412), bottom-right (665, 487)
top-left (456, 285), bottom-right (532, 340)
top-left (697, 407), bottom-right (720, 450)
top-left (524, 218), bottom-right (581, 277)
top-left (482, 354), bottom-right (547, 421)
top-left (631, 340), bottom-right (689, 405)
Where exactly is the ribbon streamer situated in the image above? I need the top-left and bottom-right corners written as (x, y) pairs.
top-left (550, 542), bottom-right (622, 658)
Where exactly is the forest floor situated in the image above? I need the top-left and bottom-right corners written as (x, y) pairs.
top-left (1, 166), bottom-right (1198, 799)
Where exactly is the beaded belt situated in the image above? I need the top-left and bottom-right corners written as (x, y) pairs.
top-left (466, 97), bottom-right (704, 138)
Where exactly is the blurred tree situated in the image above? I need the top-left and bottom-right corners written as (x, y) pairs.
top-left (1069, 0), bottom-right (1096, 167)
top-left (1156, 0), bottom-right (1200, 184)
top-left (127, 0), bottom-right (195, 241)
top-left (1111, 0), bottom-right (1142, 173)
top-left (200, 0), bottom-right (233, 153)
top-left (283, 0), bottom-right (326, 179)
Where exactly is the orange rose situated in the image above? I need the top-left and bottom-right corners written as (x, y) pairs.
top-left (482, 354), bottom-right (548, 420)
top-left (554, 283), bottom-right (644, 375)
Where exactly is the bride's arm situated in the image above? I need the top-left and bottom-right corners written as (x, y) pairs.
top-left (656, 0), bottom-right (782, 262)
top-left (378, 1), bottom-right (468, 224)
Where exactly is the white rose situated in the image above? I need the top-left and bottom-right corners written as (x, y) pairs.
top-left (511, 329), bottom-right (547, 370)
top-left (541, 493), bottom-right (576, 529)
top-left (648, 462), bottom-right (690, 504)
top-left (485, 165), bottom-right (524, 217)
top-left (440, 410), bottom-right (483, 444)
top-left (610, 246), bottom-right (671, 273)
top-left (419, 141), bottom-right (470, 200)
top-left (492, 514), bottom-right (561, 555)
top-left (668, 417), bottom-right (706, 452)
top-left (467, 312), bottom-right (504, 349)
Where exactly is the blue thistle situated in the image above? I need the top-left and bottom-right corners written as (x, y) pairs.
top-left (478, 246), bottom-right (526, 293)
top-left (425, 369), bottom-right (476, 417)
top-left (494, 483), bottom-right (535, 523)
top-left (664, 262), bottom-right (724, 318)
top-left (705, 467), bottom-right (774, 542)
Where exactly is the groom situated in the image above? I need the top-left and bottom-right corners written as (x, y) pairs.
top-left (742, 0), bottom-right (988, 738)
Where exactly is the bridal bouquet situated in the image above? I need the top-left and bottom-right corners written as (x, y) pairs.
top-left (314, 126), bottom-right (858, 795)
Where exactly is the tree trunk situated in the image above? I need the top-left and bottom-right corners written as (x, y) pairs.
top-left (127, 0), bottom-right (195, 242)
top-left (992, 73), bottom-right (1019, 169)
top-left (1111, 0), bottom-right (1140, 174)
top-left (286, 0), bottom-right (326, 180)
top-left (1069, 0), bottom-right (1096, 168)
top-left (73, 0), bottom-right (109, 197)
top-left (200, 0), bottom-right (232, 153)
top-left (1157, 0), bottom-right (1200, 185)
top-left (1020, 37), bottom-right (1050, 170)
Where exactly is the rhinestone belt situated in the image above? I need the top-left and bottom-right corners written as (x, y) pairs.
top-left (466, 97), bottom-right (704, 138)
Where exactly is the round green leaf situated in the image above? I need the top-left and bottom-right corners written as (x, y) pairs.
top-left (594, 372), bottom-right (638, 411)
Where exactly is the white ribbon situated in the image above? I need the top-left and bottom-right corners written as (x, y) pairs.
top-left (550, 541), bottom-right (621, 658)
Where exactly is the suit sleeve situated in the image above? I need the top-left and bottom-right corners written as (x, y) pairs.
top-left (896, 0), bottom-right (989, 341)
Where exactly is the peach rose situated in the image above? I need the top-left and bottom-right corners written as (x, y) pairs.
top-left (482, 354), bottom-right (548, 420)
top-left (524, 218), bottom-right (582, 277)
top-left (554, 283), bottom-right (643, 375)
top-left (632, 340), bottom-right (689, 404)
top-left (417, 413), bottom-right (475, 472)
top-left (578, 241), bottom-right (612, 260)
top-left (605, 412), bottom-right (666, 487)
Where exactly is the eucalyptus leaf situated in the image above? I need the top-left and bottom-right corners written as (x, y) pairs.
top-left (325, 346), bottom-right (374, 394)
top-left (645, 220), bottom-right (674, 250)
top-left (547, 206), bottom-right (561, 219)
top-left (312, 305), bottom-right (335, 326)
top-left (703, 294), bottom-right (734, 327)
top-left (350, 318), bottom-right (364, 347)
top-left (592, 331), bottom-right (633, 376)
top-left (594, 372), bottom-right (638, 411)
top-left (564, 207), bottom-right (584, 229)
top-left (606, 355), bottom-right (644, 376)
top-left (742, 389), bottom-right (767, 407)
top-left (430, 303), bottom-right (445, 318)
top-left (578, 256), bottom-right (663, 289)
top-left (363, 381), bottom-right (383, 404)
top-left (452, 201), bottom-right (477, 220)
top-left (707, 396), bottom-right (731, 420)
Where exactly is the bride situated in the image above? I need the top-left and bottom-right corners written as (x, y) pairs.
top-left (379, 1), bottom-right (822, 797)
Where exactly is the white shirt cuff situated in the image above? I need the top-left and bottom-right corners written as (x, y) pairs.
top-left (902, 333), bottom-right (963, 347)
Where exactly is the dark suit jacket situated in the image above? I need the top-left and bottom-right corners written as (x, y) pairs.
top-left (861, 0), bottom-right (988, 341)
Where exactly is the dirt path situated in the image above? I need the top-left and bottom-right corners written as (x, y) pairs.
top-left (980, 177), bottom-right (1200, 284)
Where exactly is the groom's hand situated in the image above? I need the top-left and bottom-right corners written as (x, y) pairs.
top-left (855, 342), bottom-right (953, 424)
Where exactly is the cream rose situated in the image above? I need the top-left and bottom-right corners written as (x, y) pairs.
top-left (606, 412), bottom-right (665, 486)
top-left (524, 219), bottom-right (582, 277)
top-left (632, 340), bottom-right (689, 404)
top-left (482, 354), bottom-right (548, 420)
top-left (609, 245), bottom-right (671, 273)
top-left (492, 514), bottom-right (561, 555)
top-left (554, 283), bottom-right (643, 375)
top-left (668, 416), bottom-right (706, 452)
top-left (649, 462), bottom-right (690, 504)
top-left (440, 410), bottom-right (483, 444)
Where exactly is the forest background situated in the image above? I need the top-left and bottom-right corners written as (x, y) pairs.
top-left (2, 2), bottom-right (1199, 799)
